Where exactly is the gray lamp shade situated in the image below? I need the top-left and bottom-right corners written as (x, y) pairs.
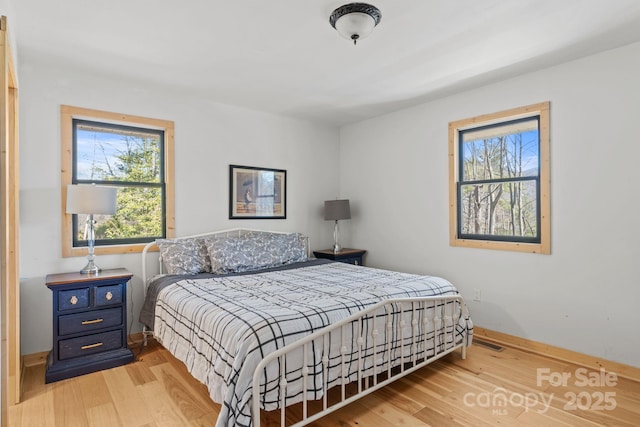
top-left (66, 184), bottom-right (118, 215)
top-left (324, 199), bottom-right (351, 221)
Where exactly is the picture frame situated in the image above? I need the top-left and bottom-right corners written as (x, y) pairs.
top-left (229, 165), bottom-right (287, 219)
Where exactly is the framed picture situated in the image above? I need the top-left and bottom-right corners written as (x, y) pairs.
top-left (229, 165), bottom-right (287, 219)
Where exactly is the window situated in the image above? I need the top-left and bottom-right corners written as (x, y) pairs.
top-left (448, 102), bottom-right (550, 254)
top-left (62, 105), bottom-right (175, 257)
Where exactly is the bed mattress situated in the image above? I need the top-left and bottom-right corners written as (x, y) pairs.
top-left (143, 260), bottom-right (472, 427)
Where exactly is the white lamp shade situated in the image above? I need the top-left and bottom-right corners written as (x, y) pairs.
top-left (325, 199), bottom-right (351, 221)
top-left (334, 12), bottom-right (377, 41)
top-left (66, 184), bottom-right (117, 215)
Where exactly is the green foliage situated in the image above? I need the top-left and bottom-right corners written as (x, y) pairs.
top-left (97, 187), bottom-right (162, 240)
top-left (91, 135), bottom-right (163, 241)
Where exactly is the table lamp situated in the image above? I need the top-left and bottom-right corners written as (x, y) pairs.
top-left (324, 199), bottom-right (351, 253)
top-left (66, 184), bottom-right (117, 274)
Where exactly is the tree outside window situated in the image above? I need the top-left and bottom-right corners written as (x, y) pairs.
top-left (449, 102), bottom-right (550, 254)
top-left (73, 120), bottom-right (165, 246)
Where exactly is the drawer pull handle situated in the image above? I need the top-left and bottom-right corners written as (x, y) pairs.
top-left (81, 318), bottom-right (104, 325)
top-left (105, 291), bottom-right (113, 301)
top-left (70, 296), bottom-right (78, 305)
top-left (81, 342), bottom-right (103, 350)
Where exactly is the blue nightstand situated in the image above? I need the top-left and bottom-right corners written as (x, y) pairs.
top-left (45, 268), bottom-right (134, 383)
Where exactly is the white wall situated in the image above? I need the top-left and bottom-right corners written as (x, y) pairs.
top-left (18, 54), bottom-right (340, 355)
top-left (339, 41), bottom-right (640, 367)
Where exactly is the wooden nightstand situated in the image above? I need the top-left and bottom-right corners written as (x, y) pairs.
top-left (45, 268), bottom-right (135, 383)
top-left (313, 249), bottom-right (367, 266)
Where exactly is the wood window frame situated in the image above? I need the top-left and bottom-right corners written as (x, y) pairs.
top-left (448, 102), bottom-right (550, 254)
top-left (61, 105), bottom-right (175, 257)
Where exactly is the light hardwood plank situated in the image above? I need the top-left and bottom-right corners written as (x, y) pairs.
top-left (10, 340), bottom-right (640, 426)
top-left (149, 363), bottom-right (214, 422)
top-left (139, 380), bottom-right (192, 426)
top-left (8, 366), bottom-right (54, 427)
top-left (126, 358), bottom-right (158, 386)
top-left (103, 364), bottom-right (138, 402)
top-left (52, 379), bottom-right (90, 427)
top-left (76, 372), bottom-right (112, 409)
top-left (357, 392), bottom-right (431, 426)
top-left (112, 395), bottom-right (155, 427)
top-left (103, 365), bottom-right (155, 427)
top-left (86, 402), bottom-right (123, 427)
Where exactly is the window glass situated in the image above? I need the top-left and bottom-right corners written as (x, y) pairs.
top-left (72, 120), bottom-right (165, 246)
top-left (458, 117), bottom-right (540, 242)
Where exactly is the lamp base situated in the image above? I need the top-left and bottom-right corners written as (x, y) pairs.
top-left (80, 260), bottom-right (101, 275)
top-left (333, 220), bottom-right (343, 253)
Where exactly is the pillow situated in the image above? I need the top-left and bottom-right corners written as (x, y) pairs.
top-left (204, 232), bottom-right (307, 274)
top-left (156, 238), bottom-right (211, 275)
top-left (194, 238), bottom-right (213, 273)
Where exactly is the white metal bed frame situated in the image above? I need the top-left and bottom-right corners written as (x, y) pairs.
top-left (252, 295), bottom-right (468, 426)
top-left (140, 228), bottom-right (470, 427)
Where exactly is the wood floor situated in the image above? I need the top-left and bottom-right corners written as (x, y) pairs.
top-left (9, 338), bottom-right (640, 426)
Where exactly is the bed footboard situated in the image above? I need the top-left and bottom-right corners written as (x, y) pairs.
top-left (251, 295), bottom-right (471, 427)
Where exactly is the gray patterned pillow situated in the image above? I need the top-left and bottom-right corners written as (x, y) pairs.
top-left (205, 232), bottom-right (307, 274)
top-left (156, 238), bottom-right (211, 274)
top-left (195, 238), bottom-right (213, 273)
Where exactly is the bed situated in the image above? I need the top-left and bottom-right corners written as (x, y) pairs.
top-left (140, 228), bottom-right (473, 427)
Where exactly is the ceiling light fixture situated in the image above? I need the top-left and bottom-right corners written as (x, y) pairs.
top-left (330, 3), bottom-right (382, 45)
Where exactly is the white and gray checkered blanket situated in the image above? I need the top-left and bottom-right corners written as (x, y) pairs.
top-left (152, 261), bottom-right (472, 427)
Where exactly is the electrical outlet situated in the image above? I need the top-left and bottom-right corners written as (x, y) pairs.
top-left (473, 288), bottom-right (482, 302)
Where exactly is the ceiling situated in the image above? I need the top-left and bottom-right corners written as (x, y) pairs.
top-left (11, 0), bottom-right (640, 126)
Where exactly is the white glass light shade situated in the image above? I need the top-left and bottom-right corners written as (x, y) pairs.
top-left (330, 3), bottom-right (381, 44)
top-left (66, 184), bottom-right (117, 215)
top-left (334, 12), bottom-right (376, 41)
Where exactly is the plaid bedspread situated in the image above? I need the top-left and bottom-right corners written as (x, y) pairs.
top-left (152, 261), bottom-right (472, 427)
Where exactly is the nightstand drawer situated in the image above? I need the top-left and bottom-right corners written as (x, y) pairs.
top-left (341, 256), bottom-right (362, 266)
top-left (58, 307), bottom-right (122, 336)
top-left (313, 249), bottom-right (367, 266)
top-left (58, 288), bottom-right (90, 311)
top-left (95, 284), bottom-right (123, 307)
top-left (58, 330), bottom-right (123, 360)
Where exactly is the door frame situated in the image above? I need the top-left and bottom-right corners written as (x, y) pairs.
top-left (1, 14), bottom-right (20, 424)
